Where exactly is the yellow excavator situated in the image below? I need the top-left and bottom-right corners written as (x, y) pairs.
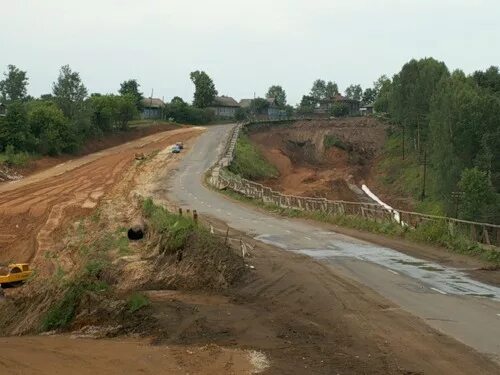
top-left (0, 264), bottom-right (33, 287)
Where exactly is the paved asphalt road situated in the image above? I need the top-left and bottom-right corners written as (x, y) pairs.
top-left (166, 124), bottom-right (500, 363)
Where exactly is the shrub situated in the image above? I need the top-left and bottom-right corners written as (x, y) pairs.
top-left (127, 293), bottom-right (150, 313)
top-left (42, 282), bottom-right (84, 331)
top-left (324, 135), bottom-right (346, 150)
top-left (1, 145), bottom-right (31, 166)
top-left (329, 103), bottom-right (349, 117)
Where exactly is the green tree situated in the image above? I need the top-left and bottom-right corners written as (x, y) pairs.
top-left (0, 102), bottom-right (34, 151)
top-left (235, 107), bottom-right (249, 121)
top-left (345, 84), bottom-right (363, 101)
top-left (115, 95), bottom-right (137, 130)
top-left (119, 79), bottom-right (143, 111)
top-left (362, 88), bottom-right (377, 104)
top-left (330, 103), bottom-right (349, 117)
top-left (472, 66), bottom-right (500, 95)
top-left (190, 71), bottom-right (218, 108)
top-left (170, 96), bottom-right (186, 106)
top-left (250, 98), bottom-right (270, 114)
top-left (373, 75), bottom-right (392, 112)
top-left (266, 85), bottom-right (286, 107)
top-left (89, 94), bottom-right (116, 133)
top-left (52, 65), bottom-right (88, 119)
top-left (28, 101), bottom-right (76, 155)
top-left (325, 81), bottom-right (339, 98)
top-left (310, 79), bottom-right (326, 101)
top-left (458, 168), bottom-right (496, 221)
top-left (163, 96), bottom-right (214, 125)
top-left (428, 70), bottom-right (499, 204)
top-left (310, 79), bottom-right (338, 102)
top-left (0, 65), bottom-right (29, 102)
top-left (298, 95), bottom-right (316, 114)
top-left (389, 58), bottom-right (449, 151)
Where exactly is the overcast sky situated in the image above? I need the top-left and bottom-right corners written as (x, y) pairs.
top-left (1, 0), bottom-right (498, 105)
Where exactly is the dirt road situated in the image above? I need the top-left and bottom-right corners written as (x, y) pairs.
top-left (0, 336), bottom-right (256, 375)
top-left (0, 127), bottom-right (201, 269)
top-left (166, 124), bottom-right (500, 369)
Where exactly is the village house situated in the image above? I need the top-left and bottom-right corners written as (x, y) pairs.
top-left (208, 96), bottom-right (240, 118)
top-left (141, 98), bottom-right (165, 119)
top-left (360, 103), bottom-right (375, 116)
top-left (317, 94), bottom-right (360, 116)
top-left (239, 97), bottom-right (286, 120)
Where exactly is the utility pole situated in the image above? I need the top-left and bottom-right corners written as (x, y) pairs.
top-left (419, 148), bottom-right (428, 201)
top-left (402, 125), bottom-right (405, 160)
top-left (150, 89), bottom-right (154, 120)
top-left (451, 191), bottom-right (464, 218)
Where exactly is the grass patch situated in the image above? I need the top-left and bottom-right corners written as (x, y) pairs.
top-left (127, 293), bottom-right (150, 313)
top-left (142, 198), bottom-right (197, 253)
top-left (41, 260), bottom-right (110, 331)
top-left (229, 133), bottom-right (278, 180)
top-left (324, 135), bottom-right (347, 150)
top-left (0, 145), bottom-right (32, 167)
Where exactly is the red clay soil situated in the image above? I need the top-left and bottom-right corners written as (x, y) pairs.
top-left (13, 122), bottom-right (182, 179)
top-left (0, 127), bottom-right (202, 269)
top-left (249, 117), bottom-right (387, 201)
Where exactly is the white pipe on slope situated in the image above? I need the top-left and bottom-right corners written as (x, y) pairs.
top-left (361, 184), bottom-right (406, 226)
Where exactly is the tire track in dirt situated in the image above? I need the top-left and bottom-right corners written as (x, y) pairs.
top-left (0, 127), bottom-right (202, 269)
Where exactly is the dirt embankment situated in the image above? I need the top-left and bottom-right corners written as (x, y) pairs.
top-left (4, 122), bottom-right (181, 179)
top-left (248, 117), bottom-right (387, 202)
top-left (0, 127), bottom-right (201, 267)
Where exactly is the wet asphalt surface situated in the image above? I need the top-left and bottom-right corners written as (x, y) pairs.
top-left (166, 124), bottom-right (500, 363)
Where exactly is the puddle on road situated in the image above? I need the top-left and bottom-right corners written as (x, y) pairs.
top-left (255, 233), bottom-right (500, 301)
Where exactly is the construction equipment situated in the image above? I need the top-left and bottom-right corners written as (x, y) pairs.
top-left (0, 264), bottom-right (33, 287)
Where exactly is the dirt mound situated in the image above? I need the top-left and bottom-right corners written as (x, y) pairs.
top-left (249, 117), bottom-right (387, 201)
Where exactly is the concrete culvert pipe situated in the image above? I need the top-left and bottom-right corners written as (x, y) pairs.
top-left (128, 218), bottom-right (146, 240)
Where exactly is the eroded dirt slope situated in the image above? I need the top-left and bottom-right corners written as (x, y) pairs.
top-left (249, 118), bottom-right (387, 201)
top-left (0, 127), bottom-right (202, 268)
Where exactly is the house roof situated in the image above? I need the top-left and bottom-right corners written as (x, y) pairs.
top-left (141, 98), bottom-right (165, 108)
top-left (212, 96), bottom-right (240, 107)
top-left (239, 99), bottom-right (253, 108)
top-left (334, 94), bottom-right (359, 103)
top-left (240, 97), bottom-right (278, 108)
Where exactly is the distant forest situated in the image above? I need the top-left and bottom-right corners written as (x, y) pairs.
top-left (373, 59), bottom-right (499, 223)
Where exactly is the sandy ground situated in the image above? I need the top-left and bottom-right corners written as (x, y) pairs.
top-left (0, 127), bottom-right (202, 268)
top-left (0, 336), bottom-right (257, 375)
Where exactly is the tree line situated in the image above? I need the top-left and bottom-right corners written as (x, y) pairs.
top-left (0, 64), bottom-right (144, 156)
top-left (373, 59), bottom-right (499, 223)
